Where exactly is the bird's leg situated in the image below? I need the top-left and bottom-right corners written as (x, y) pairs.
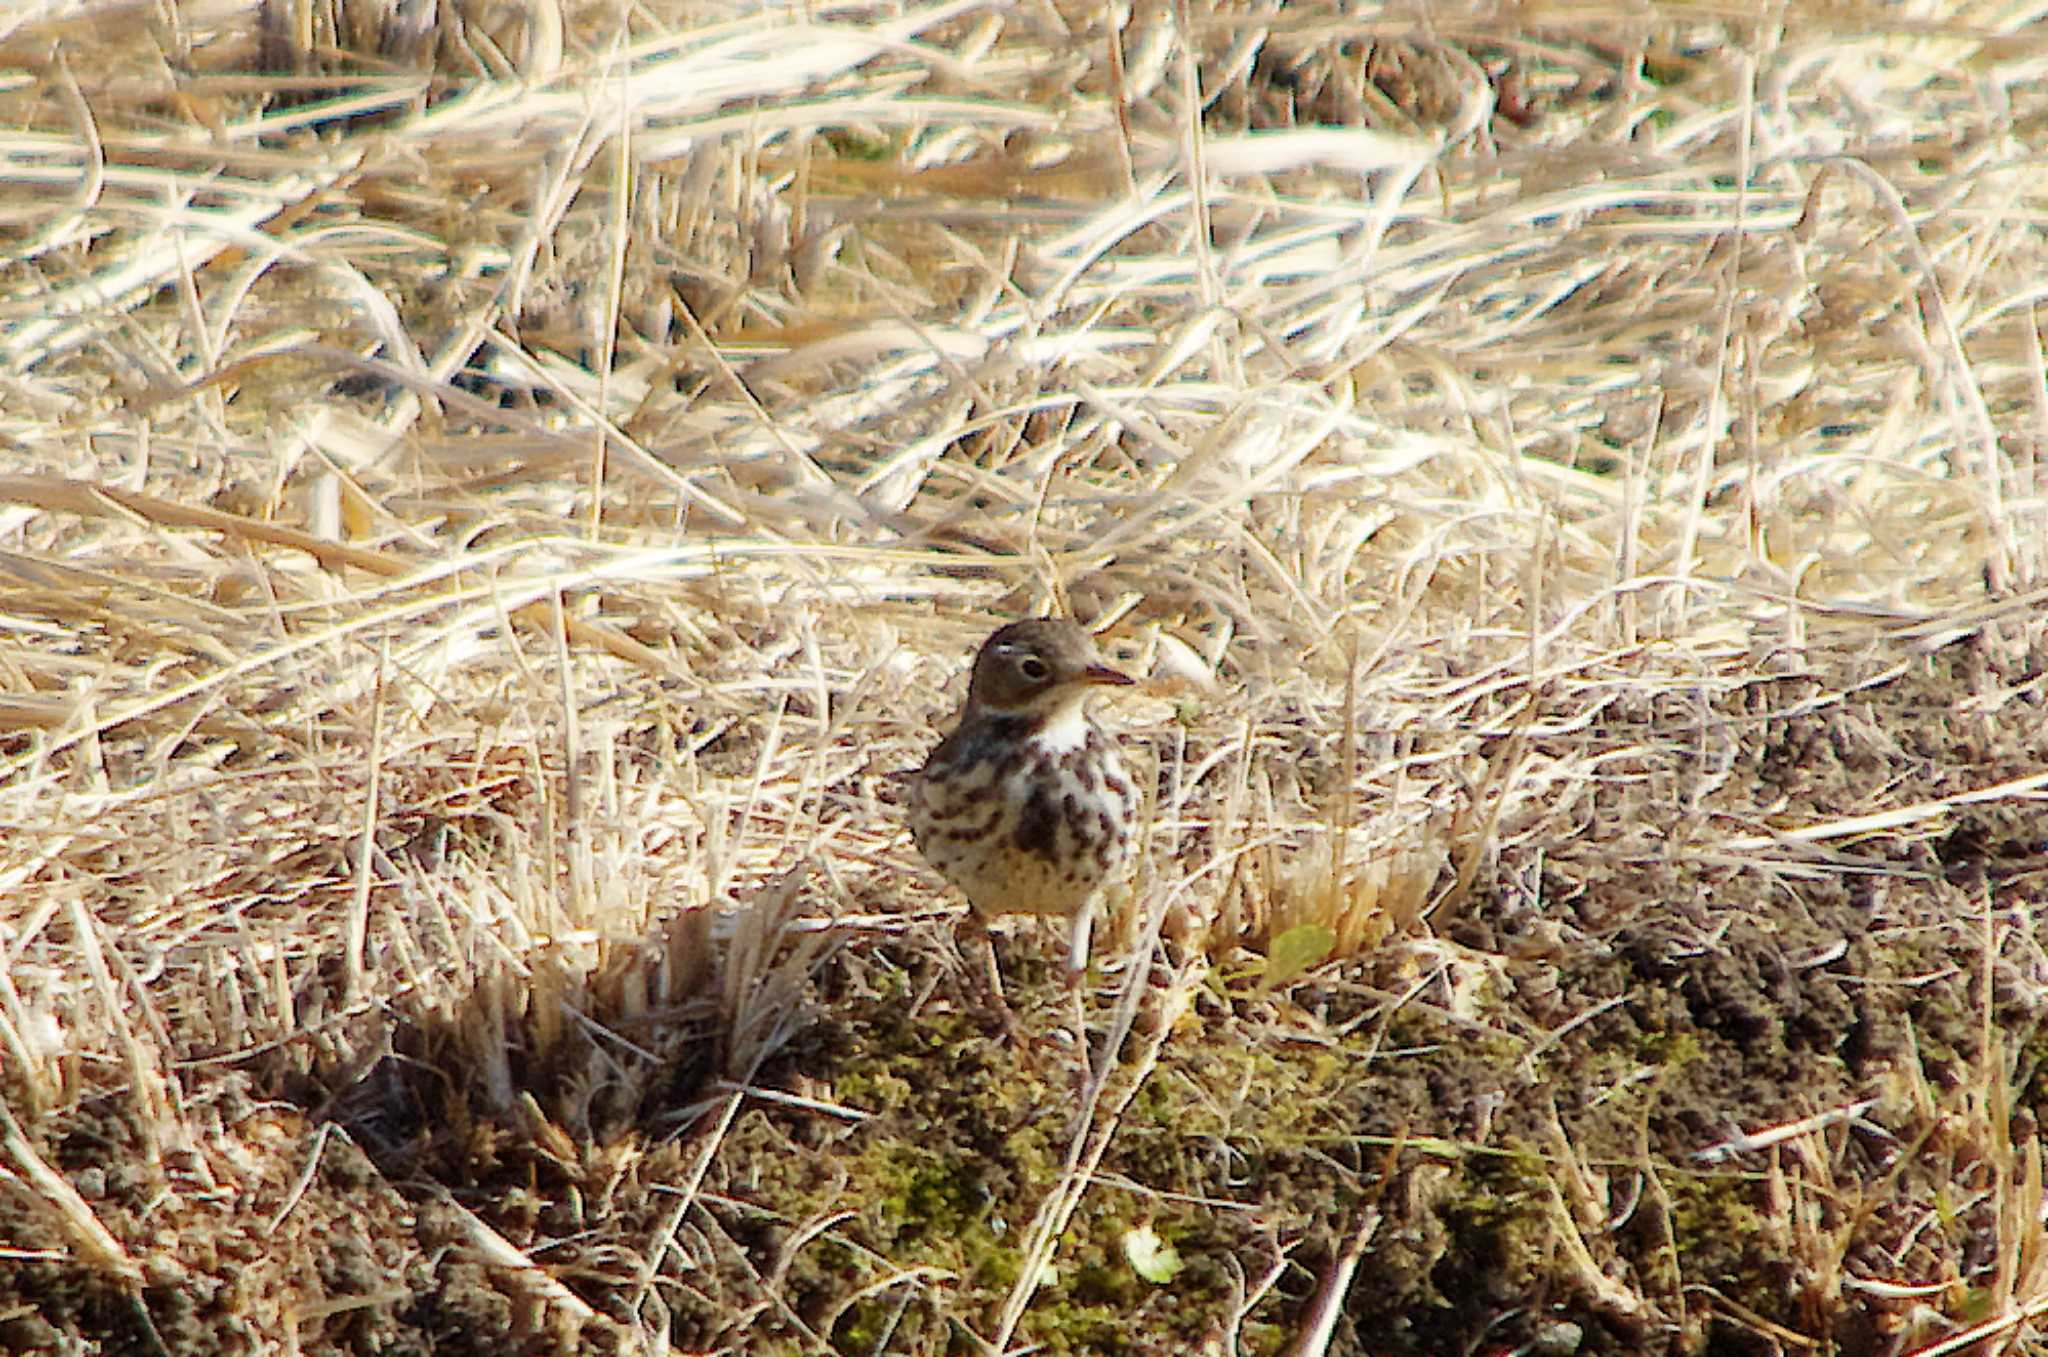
top-left (962, 911), bottom-right (1019, 1037)
top-left (1064, 901), bottom-right (1095, 1068)
top-left (1064, 898), bottom-right (1095, 984)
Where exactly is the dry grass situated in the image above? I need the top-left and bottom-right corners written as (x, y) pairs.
top-left (4, 0), bottom-right (2047, 1352)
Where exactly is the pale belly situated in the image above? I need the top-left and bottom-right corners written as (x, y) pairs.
top-left (911, 722), bottom-right (1136, 919)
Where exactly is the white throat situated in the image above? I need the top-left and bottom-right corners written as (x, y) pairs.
top-left (1029, 697), bottom-right (1093, 753)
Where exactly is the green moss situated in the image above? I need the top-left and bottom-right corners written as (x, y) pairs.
top-left (1639, 1028), bottom-right (1704, 1068)
top-left (1665, 1171), bottom-right (1768, 1282)
top-left (1445, 1146), bottom-right (1551, 1249)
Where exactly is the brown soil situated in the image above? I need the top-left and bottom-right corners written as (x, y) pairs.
top-left (9, 623), bottom-right (2043, 1356)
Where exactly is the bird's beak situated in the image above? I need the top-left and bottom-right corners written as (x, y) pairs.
top-left (1081, 663), bottom-right (1135, 687)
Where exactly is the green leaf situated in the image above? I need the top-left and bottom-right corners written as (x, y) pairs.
top-left (1259, 923), bottom-right (1336, 993)
top-left (1122, 1225), bottom-right (1183, 1284)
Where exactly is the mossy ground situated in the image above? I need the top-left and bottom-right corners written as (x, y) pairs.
top-left (15, 631), bottom-right (2036, 1355)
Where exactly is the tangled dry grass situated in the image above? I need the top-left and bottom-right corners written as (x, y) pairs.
top-left (3, 0), bottom-right (2047, 1353)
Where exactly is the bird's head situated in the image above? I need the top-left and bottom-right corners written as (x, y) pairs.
top-left (964, 618), bottom-right (1133, 720)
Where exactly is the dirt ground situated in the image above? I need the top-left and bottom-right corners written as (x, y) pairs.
top-left (8, 619), bottom-right (2043, 1356)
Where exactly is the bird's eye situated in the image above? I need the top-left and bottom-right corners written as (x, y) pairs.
top-left (1018, 656), bottom-right (1050, 681)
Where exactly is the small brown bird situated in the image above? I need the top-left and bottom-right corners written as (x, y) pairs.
top-left (910, 619), bottom-right (1139, 1017)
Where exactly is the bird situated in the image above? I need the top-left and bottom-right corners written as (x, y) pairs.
top-left (909, 618), bottom-right (1140, 1024)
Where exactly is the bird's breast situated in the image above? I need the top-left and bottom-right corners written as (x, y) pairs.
top-left (911, 720), bottom-right (1136, 918)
